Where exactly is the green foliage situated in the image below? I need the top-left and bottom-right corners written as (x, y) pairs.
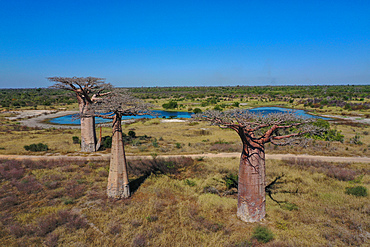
top-left (175, 143), bottom-right (182, 149)
top-left (0, 88), bottom-right (75, 109)
top-left (232, 102), bottom-right (240, 107)
top-left (184, 179), bottom-right (196, 187)
top-left (72, 136), bottom-right (80, 144)
top-left (162, 100), bottom-right (178, 109)
top-left (350, 134), bottom-right (363, 145)
top-left (146, 215), bottom-right (158, 222)
top-left (101, 136), bottom-right (112, 149)
top-left (313, 119), bottom-right (330, 129)
top-left (193, 108), bottom-right (202, 114)
top-left (308, 119), bottom-right (344, 142)
top-left (345, 186), bottom-right (368, 197)
top-left (252, 225), bottom-right (274, 243)
top-left (128, 130), bottom-right (136, 138)
top-left (281, 202), bottom-right (299, 211)
top-left (214, 105), bottom-right (223, 111)
top-left (224, 173), bottom-right (238, 189)
top-left (152, 138), bottom-right (159, 148)
top-left (24, 143), bottom-right (48, 152)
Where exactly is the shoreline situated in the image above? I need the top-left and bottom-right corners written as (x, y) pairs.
top-left (5, 109), bottom-right (370, 130)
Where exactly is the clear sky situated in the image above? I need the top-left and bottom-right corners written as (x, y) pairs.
top-left (0, 0), bottom-right (369, 88)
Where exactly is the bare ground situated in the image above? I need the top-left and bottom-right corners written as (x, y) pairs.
top-left (1, 152), bottom-right (369, 163)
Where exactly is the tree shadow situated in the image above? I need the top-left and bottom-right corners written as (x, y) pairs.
top-left (129, 172), bottom-right (151, 194)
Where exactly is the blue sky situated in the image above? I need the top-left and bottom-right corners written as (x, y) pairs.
top-left (0, 0), bottom-right (369, 88)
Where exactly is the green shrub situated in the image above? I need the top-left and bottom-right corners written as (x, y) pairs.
top-left (252, 225), bottom-right (274, 243)
top-left (24, 143), bottom-right (48, 152)
top-left (72, 136), bottom-right (80, 144)
top-left (152, 138), bottom-right (159, 148)
top-left (345, 186), bottom-right (368, 197)
top-left (184, 179), bottom-right (196, 187)
top-left (162, 100), bottom-right (178, 109)
top-left (128, 130), bottom-right (136, 138)
top-left (214, 105), bottom-right (223, 111)
top-left (193, 108), bottom-right (202, 114)
top-left (101, 136), bottom-right (112, 149)
top-left (232, 102), bottom-right (240, 107)
top-left (281, 202), bottom-right (299, 211)
top-left (224, 173), bottom-right (238, 189)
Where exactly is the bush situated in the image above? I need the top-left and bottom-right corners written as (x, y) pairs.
top-left (345, 186), bottom-right (368, 197)
top-left (24, 143), bottom-right (48, 152)
top-left (162, 100), bottom-right (178, 109)
top-left (152, 138), bottom-right (159, 148)
top-left (128, 130), bottom-right (136, 138)
top-left (224, 173), bottom-right (238, 189)
top-left (193, 108), bottom-right (202, 114)
top-left (252, 225), bottom-right (274, 243)
top-left (101, 136), bottom-right (112, 149)
top-left (232, 102), bottom-right (240, 107)
top-left (72, 136), bottom-right (80, 144)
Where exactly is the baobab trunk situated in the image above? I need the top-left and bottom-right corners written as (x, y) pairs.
top-left (237, 145), bottom-right (266, 222)
top-left (78, 100), bottom-right (97, 152)
top-left (107, 115), bottom-right (130, 198)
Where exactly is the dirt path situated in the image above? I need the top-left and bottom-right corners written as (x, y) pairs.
top-left (18, 110), bottom-right (80, 129)
top-left (1, 153), bottom-right (369, 163)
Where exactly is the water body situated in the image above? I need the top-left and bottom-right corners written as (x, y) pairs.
top-left (49, 110), bottom-right (193, 125)
top-left (49, 107), bottom-right (328, 125)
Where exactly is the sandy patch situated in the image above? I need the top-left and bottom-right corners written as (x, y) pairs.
top-left (5, 110), bottom-right (58, 120)
top-left (160, 119), bottom-right (187, 123)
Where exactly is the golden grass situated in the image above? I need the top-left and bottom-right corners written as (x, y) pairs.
top-left (0, 115), bottom-right (369, 158)
top-left (1, 157), bottom-right (368, 246)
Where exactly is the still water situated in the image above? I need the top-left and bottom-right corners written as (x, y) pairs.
top-left (49, 107), bottom-right (327, 125)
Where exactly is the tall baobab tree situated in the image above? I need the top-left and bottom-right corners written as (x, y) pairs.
top-left (92, 90), bottom-right (151, 199)
top-left (48, 77), bottom-right (112, 152)
top-left (194, 109), bottom-right (324, 222)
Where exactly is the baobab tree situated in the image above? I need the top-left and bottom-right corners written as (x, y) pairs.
top-left (194, 109), bottom-right (324, 222)
top-left (92, 90), bottom-right (151, 199)
top-left (48, 77), bottom-right (112, 152)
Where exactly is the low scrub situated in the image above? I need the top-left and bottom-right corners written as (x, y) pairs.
top-left (345, 186), bottom-right (368, 197)
top-left (24, 143), bottom-right (48, 152)
top-left (283, 158), bottom-right (360, 181)
top-left (252, 225), bottom-right (274, 243)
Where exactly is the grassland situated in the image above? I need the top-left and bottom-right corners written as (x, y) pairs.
top-left (0, 115), bottom-right (369, 158)
top-left (0, 85), bottom-right (369, 246)
top-left (0, 156), bottom-right (369, 246)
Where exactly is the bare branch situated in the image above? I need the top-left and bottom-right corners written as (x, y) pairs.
top-left (193, 109), bottom-right (325, 145)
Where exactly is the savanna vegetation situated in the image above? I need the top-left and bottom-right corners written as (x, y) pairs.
top-left (0, 156), bottom-right (368, 246)
top-left (0, 85), bottom-right (369, 246)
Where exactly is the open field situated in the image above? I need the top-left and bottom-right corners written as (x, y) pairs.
top-left (0, 85), bottom-right (369, 246)
top-left (0, 114), bottom-right (369, 158)
top-left (0, 156), bottom-right (369, 246)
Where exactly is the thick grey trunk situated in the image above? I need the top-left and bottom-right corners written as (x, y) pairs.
top-left (79, 103), bottom-right (97, 152)
top-left (107, 116), bottom-right (130, 199)
top-left (237, 145), bottom-right (266, 222)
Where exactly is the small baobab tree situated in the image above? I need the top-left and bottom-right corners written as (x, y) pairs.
top-left (92, 90), bottom-right (151, 199)
top-left (48, 77), bottom-right (112, 152)
top-left (194, 109), bottom-right (324, 222)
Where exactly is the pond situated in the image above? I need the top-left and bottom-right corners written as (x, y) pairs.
top-left (48, 110), bottom-right (194, 125)
top-left (49, 107), bottom-right (328, 125)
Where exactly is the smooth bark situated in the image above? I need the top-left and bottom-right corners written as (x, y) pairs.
top-left (237, 145), bottom-right (266, 222)
top-left (79, 100), bottom-right (97, 152)
top-left (107, 115), bottom-right (130, 198)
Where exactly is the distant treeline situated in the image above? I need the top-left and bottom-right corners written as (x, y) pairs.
top-left (0, 88), bottom-right (75, 108)
top-left (129, 85), bottom-right (370, 100)
top-left (1, 85), bottom-right (369, 110)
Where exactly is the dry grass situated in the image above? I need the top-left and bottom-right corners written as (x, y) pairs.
top-left (1, 156), bottom-right (369, 246)
top-left (0, 118), bottom-right (369, 157)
